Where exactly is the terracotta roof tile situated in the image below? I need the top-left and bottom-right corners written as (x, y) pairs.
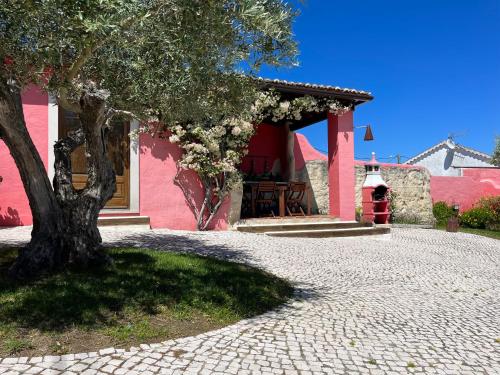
top-left (256, 77), bottom-right (373, 101)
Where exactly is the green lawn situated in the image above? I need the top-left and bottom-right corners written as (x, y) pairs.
top-left (456, 227), bottom-right (500, 240)
top-left (437, 226), bottom-right (500, 240)
top-left (0, 247), bottom-right (292, 357)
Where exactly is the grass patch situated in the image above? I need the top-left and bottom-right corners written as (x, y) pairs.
top-left (457, 227), bottom-right (500, 240)
top-left (3, 337), bottom-right (33, 355)
top-left (407, 361), bottom-right (416, 368)
top-left (0, 247), bottom-right (292, 357)
top-left (436, 226), bottom-right (500, 240)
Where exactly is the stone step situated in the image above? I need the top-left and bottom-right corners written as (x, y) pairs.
top-left (237, 216), bottom-right (340, 225)
top-left (236, 220), bottom-right (370, 234)
top-left (97, 215), bottom-right (150, 227)
top-left (264, 226), bottom-right (391, 238)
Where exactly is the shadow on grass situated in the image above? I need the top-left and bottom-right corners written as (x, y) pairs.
top-left (0, 247), bottom-right (294, 333)
top-left (106, 231), bottom-right (323, 303)
top-left (105, 231), bottom-right (257, 263)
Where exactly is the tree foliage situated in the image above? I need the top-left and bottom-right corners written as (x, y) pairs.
top-left (2, 0), bottom-right (298, 120)
top-left (0, 0), bottom-right (299, 277)
top-left (491, 136), bottom-right (500, 167)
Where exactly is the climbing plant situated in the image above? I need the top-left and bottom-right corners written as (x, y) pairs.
top-left (161, 90), bottom-right (351, 230)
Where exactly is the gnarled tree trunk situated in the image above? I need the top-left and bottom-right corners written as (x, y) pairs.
top-left (53, 90), bottom-right (116, 268)
top-left (0, 78), bottom-right (67, 278)
top-left (1, 78), bottom-right (116, 278)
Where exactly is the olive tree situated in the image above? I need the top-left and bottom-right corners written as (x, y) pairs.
top-left (0, 0), bottom-right (297, 278)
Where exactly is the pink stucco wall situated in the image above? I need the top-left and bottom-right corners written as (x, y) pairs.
top-left (140, 123), bottom-right (292, 229)
top-left (294, 133), bottom-right (326, 170)
top-left (431, 168), bottom-right (500, 211)
top-left (0, 87), bottom-right (48, 226)
top-left (1, 98), bottom-right (360, 229)
top-left (327, 112), bottom-right (355, 220)
top-left (139, 134), bottom-right (230, 230)
top-left (241, 123), bottom-right (287, 176)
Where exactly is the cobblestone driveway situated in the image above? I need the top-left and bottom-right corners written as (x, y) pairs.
top-left (0, 227), bottom-right (499, 374)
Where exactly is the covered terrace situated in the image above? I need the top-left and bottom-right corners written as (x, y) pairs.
top-left (240, 78), bottom-right (373, 221)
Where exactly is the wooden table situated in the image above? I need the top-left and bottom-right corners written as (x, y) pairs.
top-left (243, 181), bottom-right (311, 218)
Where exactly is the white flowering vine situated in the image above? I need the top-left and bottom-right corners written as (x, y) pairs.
top-left (252, 90), bottom-right (351, 122)
top-left (139, 90), bottom-right (351, 231)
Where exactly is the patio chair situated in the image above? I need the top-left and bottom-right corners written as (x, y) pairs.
top-left (286, 182), bottom-right (306, 216)
top-left (255, 181), bottom-right (277, 217)
top-left (241, 183), bottom-right (253, 218)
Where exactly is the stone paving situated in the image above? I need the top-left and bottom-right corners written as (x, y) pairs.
top-left (0, 226), bottom-right (499, 374)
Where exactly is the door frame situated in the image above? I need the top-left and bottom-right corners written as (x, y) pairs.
top-left (47, 96), bottom-right (140, 213)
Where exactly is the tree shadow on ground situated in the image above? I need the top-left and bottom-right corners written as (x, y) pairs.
top-left (0, 245), bottom-right (296, 333)
top-left (0, 230), bottom-right (322, 338)
top-left (107, 231), bottom-right (323, 303)
top-left (107, 231), bottom-right (257, 263)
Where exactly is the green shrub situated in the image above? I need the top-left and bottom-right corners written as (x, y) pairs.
top-left (475, 196), bottom-right (500, 229)
top-left (459, 207), bottom-right (494, 229)
top-left (433, 201), bottom-right (454, 226)
top-left (355, 207), bottom-right (362, 222)
top-left (388, 190), bottom-right (398, 223)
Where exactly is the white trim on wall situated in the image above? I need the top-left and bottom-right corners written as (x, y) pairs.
top-left (129, 119), bottom-right (140, 212)
top-left (47, 95), bottom-right (59, 183)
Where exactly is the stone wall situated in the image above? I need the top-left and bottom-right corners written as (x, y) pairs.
top-left (355, 164), bottom-right (434, 225)
top-left (296, 160), bottom-right (329, 214)
top-left (296, 160), bottom-right (434, 224)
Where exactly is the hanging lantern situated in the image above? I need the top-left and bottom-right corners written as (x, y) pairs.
top-left (364, 125), bottom-right (374, 141)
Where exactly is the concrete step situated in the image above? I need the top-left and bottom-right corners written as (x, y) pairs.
top-left (237, 216), bottom-right (340, 225)
top-left (236, 220), bottom-right (371, 234)
top-left (264, 226), bottom-right (391, 238)
top-left (97, 215), bottom-right (150, 228)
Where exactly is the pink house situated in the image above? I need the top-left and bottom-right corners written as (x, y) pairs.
top-left (0, 79), bottom-right (373, 229)
top-left (406, 138), bottom-right (500, 211)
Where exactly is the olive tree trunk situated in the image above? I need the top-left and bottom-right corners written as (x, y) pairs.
top-left (53, 90), bottom-right (116, 267)
top-left (0, 78), bottom-right (116, 278)
top-left (0, 79), bottom-right (67, 278)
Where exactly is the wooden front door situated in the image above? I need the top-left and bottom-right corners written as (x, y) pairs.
top-left (58, 109), bottom-right (130, 208)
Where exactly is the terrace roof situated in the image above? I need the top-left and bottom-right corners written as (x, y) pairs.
top-left (256, 78), bottom-right (373, 130)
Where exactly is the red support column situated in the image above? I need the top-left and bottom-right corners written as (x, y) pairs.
top-left (327, 111), bottom-right (355, 220)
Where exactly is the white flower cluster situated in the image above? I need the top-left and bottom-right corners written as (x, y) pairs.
top-left (166, 115), bottom-right (254, 179)
top-left (256, 91), bottom-right (351, 123)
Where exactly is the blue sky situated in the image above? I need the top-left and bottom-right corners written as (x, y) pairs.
top-left (260, 0), bottom-right (500, 162)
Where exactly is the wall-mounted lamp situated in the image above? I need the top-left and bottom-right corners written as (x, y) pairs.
top-left (355, 125), bottom-right (374, 141)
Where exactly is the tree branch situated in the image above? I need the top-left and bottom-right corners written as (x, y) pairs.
top-left (59, 3), bottom-right (166, 112)
top-left (57, 94), bottom-right (81, 114)
top-left (64, 2), bottom-right (166, 86)
top-left (106, 108), bottom-right (149, 125)
top-left (66, 46), bottom-right (93, 84)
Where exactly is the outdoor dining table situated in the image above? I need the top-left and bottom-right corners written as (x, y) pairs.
top-left (243, 181), bottom-right (312, 218)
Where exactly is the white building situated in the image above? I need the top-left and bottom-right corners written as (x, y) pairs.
top-left (406, 138), bottom-right (493, 176)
